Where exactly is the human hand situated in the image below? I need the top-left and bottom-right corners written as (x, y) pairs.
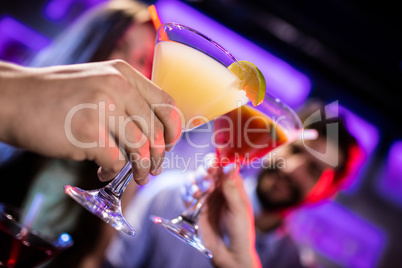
top-left (0, 60), bottom-right (182, 184)
top-left (199, 165), bottom-right (262, 268)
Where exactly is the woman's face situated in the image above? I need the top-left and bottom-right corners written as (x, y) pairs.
top-left (109, 22), bottom-right (156, 79)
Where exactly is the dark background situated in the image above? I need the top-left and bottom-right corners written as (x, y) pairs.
top-left (191, 0), bottom-right (402, 138)
top-left (1, 0), bottom-right (401, 267)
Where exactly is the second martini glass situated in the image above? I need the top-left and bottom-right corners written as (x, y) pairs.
top-left (151, 99), bottom-right (303, 258)
top-left (64, 23), bottom-right (253, 236)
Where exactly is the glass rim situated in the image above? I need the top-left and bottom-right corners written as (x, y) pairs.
top-left (0, 202), bottom-right (45, 235)
top-left (267, 91), bottom-right (303, 129)
top-left (250, 91), bottom-right (303, 140)
top-left (156, 22), bottom-right (242, 69)
top-left (0, 202), bottom-right (72, 246)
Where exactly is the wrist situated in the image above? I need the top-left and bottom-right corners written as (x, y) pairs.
top-left (0, 61), bottom-right (32, 144)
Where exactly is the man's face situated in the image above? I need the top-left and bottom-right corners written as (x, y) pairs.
top-left (256, 137), bottom-right (341, 211)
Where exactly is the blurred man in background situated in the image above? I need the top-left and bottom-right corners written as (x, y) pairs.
top-left (103, 100), bottom-right (361, 268)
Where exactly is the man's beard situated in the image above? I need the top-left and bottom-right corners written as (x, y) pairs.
top-left (256, 168), bottom-right (302, 212)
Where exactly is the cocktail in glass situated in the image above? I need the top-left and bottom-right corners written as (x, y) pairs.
top-left (0, 203), bottom-right (73, 268)
top-left (151, 97), bottom-right (303, 258)
top-left (214, 96), bottom-right (302, 165)
top-left (64, 23), bottom-right (252, 236)
top-left (152, 23), bottom-right (249, 130)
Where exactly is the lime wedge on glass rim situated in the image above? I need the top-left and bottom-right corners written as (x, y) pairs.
top-left (228, 60), bottom-right (266, 106)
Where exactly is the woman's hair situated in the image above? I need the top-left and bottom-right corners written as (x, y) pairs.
top-left (28, 0), bottom-right (151, 67)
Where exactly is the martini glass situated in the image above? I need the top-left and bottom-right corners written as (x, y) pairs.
top-left (151, 98), bottom-right (303, 258)
top-left (0, 203), bottom-right (73, 268)
top-left (64, 23), bottom-right (250, 236)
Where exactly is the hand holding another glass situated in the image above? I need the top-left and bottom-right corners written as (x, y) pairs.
top-left (64, 22), bottom-right (261, 236)
top-left (0, 60), bottom-right (181, 182)
top-left (0, 58), bottom-right (182, 237)
top-left (199, 165), bottom-right (262, 268)
top-left (152, 100), bottom-right (302, 258)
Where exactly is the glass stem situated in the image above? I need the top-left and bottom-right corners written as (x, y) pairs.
top-left (181, 192), bottom-right (210, 224)
top-left (103, 162), bottom-right (132, 199)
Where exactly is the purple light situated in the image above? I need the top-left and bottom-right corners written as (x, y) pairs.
top-left (377, 141), bottom-right (402, 206)
top-left (338, 105), bottom-right (379, 193)
top-left (45, 0), bottom-right (74, 20)
top-left (287, 201), bottom-right (386, 268)
top-left (0, 16), bottom-right (51, 64)
top-left (341, 106), bottom-right (379, 156)
top-left (45, 0), bottom-right (107, 20)
top-left (155, 0), bottom-right (311, 108)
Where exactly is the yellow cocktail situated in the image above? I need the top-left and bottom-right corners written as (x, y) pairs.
top-left (150, 22), bottom-right (268, 259)
top-left (63, 22), bottom-right (267, 241)
top-left (151, 23), bottom-right (249, 130)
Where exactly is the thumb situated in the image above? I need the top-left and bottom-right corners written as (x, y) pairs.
top-left (93, 133), bottom-right (126, 181)
top-left (221, 164), bottom-right (248, 213)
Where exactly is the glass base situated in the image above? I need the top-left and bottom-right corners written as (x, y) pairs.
top-left (64, 185), bottom-right (135, 236)
top-left (150, 215), bottom-right (212, 259)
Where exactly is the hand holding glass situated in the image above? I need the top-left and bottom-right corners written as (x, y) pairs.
top-left (151, 101), bottom-right (303, 258)
top-left (64, 23), bottom-right (250, 236)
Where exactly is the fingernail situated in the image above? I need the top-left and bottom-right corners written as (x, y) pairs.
top-left (166, 143), bottom-right (176, 152)
top-left (153, 165), bottom-right (163, 175)
top-left (136, 175), bottom-right (150, 185)
top-left (97, 168), bottom-right (105, 181)
top-left (98, 167), bottom-right (111, 182)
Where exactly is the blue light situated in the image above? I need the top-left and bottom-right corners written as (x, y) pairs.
top-left (60, 233), bottom-right (72, 242)
top-left (56, 232), bottom-right (73, 248)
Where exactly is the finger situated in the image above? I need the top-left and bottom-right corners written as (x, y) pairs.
top-left (92, 133), bottom-right (126, 182)
top-left (151, 94), bottom-right (182, 151)
top-left (120, 85), bottom-right (166, 175)
top-left (199, 204), bottom-right (227, 253)
top-left (116, 61), bottom-right (182, 148)
top-left (147, 118), bottom-right (165, 176)
top-left (199, 207), bottom-right (234, 268)
top-left (221, 165), bottom-right (255, 248)
top-left (98, 166), bottom-right (116, 182)
top-left (111, 112), bottom-right (152, 184)
top-left (129, 147), bottom-right (151, 185)
top-left (126, 111), bottom-right (165, 177)
top-left (139, 114), bottom-right (165, 176)
top-left (221, 164), bottom-right (249, 213)
top-left (123, 121), bottom-right (152, 185)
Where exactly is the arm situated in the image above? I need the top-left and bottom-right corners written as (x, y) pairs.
top-left (199, 166), bottom-right (262, 268)
top-left (0, 60), bottom-right (182, 184)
